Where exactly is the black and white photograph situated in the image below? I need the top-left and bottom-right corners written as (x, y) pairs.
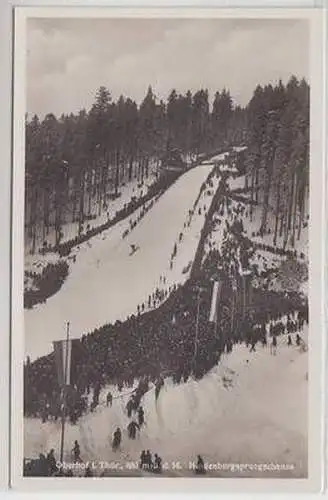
top-left (11, 7), bottom-right (325, 490)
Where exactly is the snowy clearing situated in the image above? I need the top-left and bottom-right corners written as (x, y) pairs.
top-left (201, 152), bottom-right (230, 165)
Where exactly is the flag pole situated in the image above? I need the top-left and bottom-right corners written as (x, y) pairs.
top-left (194, 288), bottom-right (201, 366)
top-left (215, 279), bottom-right (220, 339)
top-left (231, 286), bottom-right (235, 334)
top-left (243, 274), bottom-right (246, 318)
top-left (60, 321), bottom-right (70, 464)
top-left (215, 289), bottom-right (218, 339)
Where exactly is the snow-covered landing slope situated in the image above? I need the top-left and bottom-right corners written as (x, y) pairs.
top-left (25, 329), bottom-right (308, 478)
top-left (25, 163), bottom-right (217, 361)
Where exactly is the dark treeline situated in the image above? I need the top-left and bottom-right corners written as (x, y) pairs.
top-left (25, 85), bottom-right (245, 253)
top-left (245, 76), bottom-right (309, 248)
top-left (25, 76), bottom-right (309, 255)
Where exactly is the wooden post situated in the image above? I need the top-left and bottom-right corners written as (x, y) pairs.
top-left (59, 322), bottom-right (70, 463)
top-left (194, 289), bottom-right (201, 362)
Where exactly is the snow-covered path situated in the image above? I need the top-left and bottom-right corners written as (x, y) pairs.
top-left (25, 163), bottom-right (217, 361)
top-left (25, 330), bottom-right (308, 477)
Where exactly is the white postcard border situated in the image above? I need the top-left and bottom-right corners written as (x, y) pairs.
top-left (11, 5), bottom-right (326, 493)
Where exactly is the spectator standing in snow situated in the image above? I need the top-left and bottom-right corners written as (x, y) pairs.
top-left (72, 440), bottom-right (82, 463)
top-left (127, 420), bottom-right (139, 440)
top-left (195, 455), bottom-right (206, 475)
top-left (155, 377), bottom-right (164, 401)
top-left (153, 454), bottom-right (162, 473)
top-left (85, 465), bottom-right (93, 477)
top-left (106, 391), bottom-right (113, 407)
top-left (126, 398), bottom-right (134, 418)
top-left (112, 427), bottom-right (122, 451)
top-left (138, 406), bottom-right (145, 427)
top-left (145, 450), bottom-right (153, 470)
top-left (139, 450), bottom-right (147, 470)
top-left (46, 449), bottom-right (57, 475)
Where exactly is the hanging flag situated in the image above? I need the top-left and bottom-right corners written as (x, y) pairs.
top-left (209, 280), bottom-right (222, 323)
top-left (53, 338), bottom-right (81, 387)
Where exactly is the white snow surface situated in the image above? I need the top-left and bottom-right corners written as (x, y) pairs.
top-left (25, 328), bottom-right (308, 477)
top-left (201, 152), bottom-right (229, 165)
top-left (200, 163), bottom-right (239, 174)
top-left (228, 175), bottom-right (247, 191)
top-left (25, 252), bottom-right (61, 276)
top-left (25, 163), bottom-right (218, 361)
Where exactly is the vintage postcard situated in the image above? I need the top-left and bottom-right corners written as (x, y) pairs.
top-left (11, 6), bottom-right (325, 493)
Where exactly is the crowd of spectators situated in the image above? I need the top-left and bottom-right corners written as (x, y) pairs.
top-left (24, 242), bottom-right (308, 425)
